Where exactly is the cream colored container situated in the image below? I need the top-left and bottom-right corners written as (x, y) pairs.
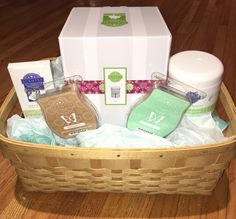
top-left (169, 50), bottom-right (224, 115)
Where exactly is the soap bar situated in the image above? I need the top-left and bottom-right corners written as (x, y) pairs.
top-left (37, 83), bottom-right (98, 138)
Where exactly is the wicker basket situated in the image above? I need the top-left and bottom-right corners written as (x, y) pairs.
top-left (0, 83), bottom-right (236, 195)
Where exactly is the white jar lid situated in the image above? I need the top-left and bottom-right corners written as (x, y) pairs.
top-left (169, 50), bottom-right (224, 87)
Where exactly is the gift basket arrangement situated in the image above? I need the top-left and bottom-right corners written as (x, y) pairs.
top-left (0, 7), bottom-right (236, 195)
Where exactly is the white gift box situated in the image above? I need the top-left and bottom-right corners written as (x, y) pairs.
top-left (59, 7), bottom-right (171, 126)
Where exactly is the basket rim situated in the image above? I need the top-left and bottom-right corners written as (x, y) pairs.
top-left (0, 122), bottom-right (236, 153)
top-left (1, 132), bottom-right (236, 161)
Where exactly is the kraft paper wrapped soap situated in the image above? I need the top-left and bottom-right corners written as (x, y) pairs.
top-left (59, 7), bottom-right (172, 126)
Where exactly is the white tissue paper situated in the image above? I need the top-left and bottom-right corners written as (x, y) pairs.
top-left (166, 113), bottom-right (228, 146)
top-left (76, 124), bottom-right (173, 148)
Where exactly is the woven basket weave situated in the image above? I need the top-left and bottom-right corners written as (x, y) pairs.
top-left (0, 83), bottom-right (236, 195)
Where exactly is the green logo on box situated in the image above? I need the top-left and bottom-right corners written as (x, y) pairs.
top-left (108, 71), bottom-right (123, 82)
top-left (101, 13), bottom-right (128, 27)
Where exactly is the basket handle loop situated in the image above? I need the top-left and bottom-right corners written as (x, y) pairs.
top-left (220, 83), bottom-right (236, 135)
top-left (0, 88), bottom-right (17, 133)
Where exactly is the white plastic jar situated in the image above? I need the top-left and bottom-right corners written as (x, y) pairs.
top-left (168, 50), bottom-right (224, 115)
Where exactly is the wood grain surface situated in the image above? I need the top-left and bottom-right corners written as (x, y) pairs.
top-left (1, 0), bottom-right (236, 218)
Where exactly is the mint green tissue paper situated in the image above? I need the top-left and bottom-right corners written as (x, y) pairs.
top-left (7, 115), bottom-right (56, 145)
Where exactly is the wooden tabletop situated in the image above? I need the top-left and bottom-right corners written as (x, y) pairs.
top-left (1, 0), bottom-right (236, 218)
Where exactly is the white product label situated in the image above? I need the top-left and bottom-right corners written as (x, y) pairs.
top-left (104, 67), bottom-right (127, 105)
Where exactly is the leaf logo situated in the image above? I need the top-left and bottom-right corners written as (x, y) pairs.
top-left (101, 13), bottom-right (128, 27)
top-left (108, 71), bottom-right (123, 82)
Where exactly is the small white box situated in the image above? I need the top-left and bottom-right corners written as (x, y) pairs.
top-left (59, 7), bottom-right (171, 126)
top-left (7, 60), bottom-right (53, 118)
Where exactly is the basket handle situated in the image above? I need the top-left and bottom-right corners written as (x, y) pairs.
top-left (220, 83), bottom-right (236, 134)
top-left (0, 88), bottom-right (17, 133)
